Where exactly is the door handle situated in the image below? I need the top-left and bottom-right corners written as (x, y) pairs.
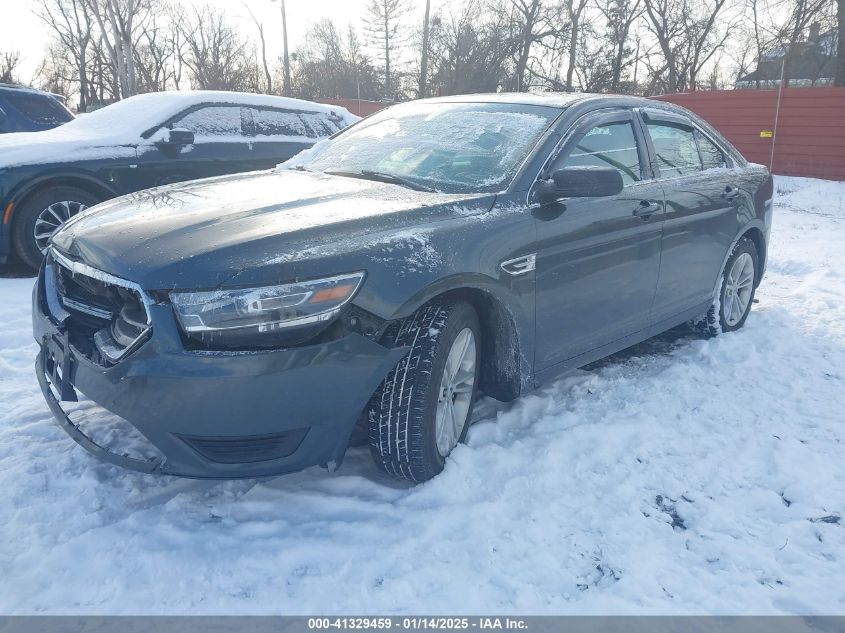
top-left (633, 201), bottom-right (661, 219)
top-left (722, 185), bottom-right (740, 201)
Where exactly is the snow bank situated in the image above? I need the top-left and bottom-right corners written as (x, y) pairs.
top-left (0, 176), bottom-right (844, 614)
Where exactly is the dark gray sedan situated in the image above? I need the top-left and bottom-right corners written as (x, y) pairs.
top-left (33, 93), bottom-right (773, 482)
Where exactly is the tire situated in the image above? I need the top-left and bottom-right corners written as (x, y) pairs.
top-left (693, 237), bottom-right (759, 336)
top-left (367, 300), bottom-right (481, 483)
top-left (12, 186), bottom-right (100, 270)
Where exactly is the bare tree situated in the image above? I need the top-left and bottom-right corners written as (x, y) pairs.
top-left (178, 6), bottom-right (261, 91)
top-left (492, 0), bottom-right (569, 91)
top-left (597, 0), bottom-right (643, 91)
top-left (134, 10), bottom-right (180, 92)
top-left (565, 0), bottom-right (590, 90)
top-left (243, 1), bottom-right (272, 93)
top-left (426, 1), bottom-right (514, 94)
top-left (0, 51), bottom-right (23, 84)
top-left (418, 0), bottom-right (432, 97)
top-left (83, 0), bottom-right (154, 98)
top-left (289, 20), bottom-right (381, 100)
top-left (642, 0), bottom-right (731, 92)
top-left (35, 0), bottom-right (95, 109)
top-left (363, 0), bottom-right (409, 98)
top-left (34, 44), bottom-right (77, 99)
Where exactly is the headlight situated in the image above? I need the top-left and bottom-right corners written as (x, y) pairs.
top-left (170, 272), bottom-right (365, 346)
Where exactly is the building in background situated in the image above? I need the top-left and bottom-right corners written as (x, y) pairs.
top-left (737, 24), bottom-right (839, 88)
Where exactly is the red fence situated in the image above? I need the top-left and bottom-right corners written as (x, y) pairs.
top-left (655, 88), bottom-right (845, 181)
top-left (320, 89), bottom-right (845, 180)
top-left (320, 98), bottom-right (391, 118)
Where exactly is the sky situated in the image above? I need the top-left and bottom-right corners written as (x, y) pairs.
top-left (0, 0), bottom-right (443, 84)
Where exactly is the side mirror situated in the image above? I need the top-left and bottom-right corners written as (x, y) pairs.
top-left (536, 167), bottom-right (624, 203)
top-left (163, 128), bottom-right (194, 146)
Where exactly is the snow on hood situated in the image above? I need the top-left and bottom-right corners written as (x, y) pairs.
top-left (51, 169), bottom-right (480, 289)
top-left (0, 90), bottom-right (358, 169)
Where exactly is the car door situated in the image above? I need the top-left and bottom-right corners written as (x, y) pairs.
top-left (242, 106), bottom-right (316, 170)
top-left (533, 109), bottom-right (665, 372)
top-left (640, 109), bottom-right (739, 322)
top-left (133, 104), bottom-right (255, 189)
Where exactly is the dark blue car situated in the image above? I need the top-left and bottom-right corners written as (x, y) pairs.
top-left (0, 84), bottom-right (74, 134)
top-left (33, 93), bottom-right (773, 483)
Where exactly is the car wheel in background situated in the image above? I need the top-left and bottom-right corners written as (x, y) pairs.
top-left (367, 300), bottom-right (481, 483)
top-left (12, 186), bottom-right (100, 269)
top-left (693, 237), bottom-right (759, 336)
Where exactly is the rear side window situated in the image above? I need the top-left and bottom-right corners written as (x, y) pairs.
top-left (248, 107), bottom-right (309, 137)
top-left (556, 121), bottom-right (642, 184)
top-left (647, 121), bottom-right (701, 176)
top-left (171, 106), bottom-right (242, 138)
top-left (299, 112), bottom-right (340, 138)
top-left (698, 133), bottom-right (726, 169)
top-left (4, 92), bottom-right (73, 125)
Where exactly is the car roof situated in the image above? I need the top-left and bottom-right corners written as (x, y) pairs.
top-left (0, 83), bottom-right (65, 100)
top-left (415, 92), bottom-right (663, 110)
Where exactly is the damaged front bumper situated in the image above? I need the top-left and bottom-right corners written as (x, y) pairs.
top-left (32, 265), bottom-right (407, 479)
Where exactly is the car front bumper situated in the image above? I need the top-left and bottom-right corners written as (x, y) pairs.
top-left (32, 268), bottom-right (407, 478)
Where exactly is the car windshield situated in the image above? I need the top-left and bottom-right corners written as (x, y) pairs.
top-left (299, 102), bottom-right (561, 194)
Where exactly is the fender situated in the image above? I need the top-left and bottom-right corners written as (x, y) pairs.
top-left (3, 169), bottom-right (118, 224)
top-left (370, 271), bottom-right (536, 401)
top-left (710, 218), bottom-right (768, 300)
top-left (389, 272), bottom-right (516, 319)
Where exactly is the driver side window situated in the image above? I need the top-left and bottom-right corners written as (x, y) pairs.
top-left (552, 121), bottom-right (642, 185)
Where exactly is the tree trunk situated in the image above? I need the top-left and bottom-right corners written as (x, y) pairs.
top-left (281, 0), bottom-right (291, 96)
top-left (418, 0), bottom-right (431, 98)
top-left (565, 2), bottom-right (583, 91)
top-left (383, 7), bottom-right (391, 98)
top-left (835, 0), bottom-right (845, 86)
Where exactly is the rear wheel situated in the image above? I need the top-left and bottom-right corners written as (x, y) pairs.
top-left (693, 237), bottom-right (759, 335)
top-left (367, 300), bottom-right (481, 482)
top-left (12, 186), bottom-right (100, 269)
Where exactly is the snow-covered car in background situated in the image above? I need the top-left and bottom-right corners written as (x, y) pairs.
top-left (0, 90), bottom-right (358, 269)
top-left (0, 84), bottom-right (75, 134)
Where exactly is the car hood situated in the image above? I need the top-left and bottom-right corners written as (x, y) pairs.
top-left (52, 169), bottom-right (491, 289)
top-left (0, 128), bottom-right (133, 168)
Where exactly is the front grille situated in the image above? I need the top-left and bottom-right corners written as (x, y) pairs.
top-left (45, 249), bottom-right (152, 365)
top-left (177, 429), bottom-right (309, 464)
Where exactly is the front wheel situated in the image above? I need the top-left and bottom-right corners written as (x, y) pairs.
top-left (694, 237), bottom-right (759, 335)
top-left (367, 300), bottom-right (481, 483)
top-left (12, 186), bottom-right (100, 269)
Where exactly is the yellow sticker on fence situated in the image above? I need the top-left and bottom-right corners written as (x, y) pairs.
top-left (760, 130), bottom-right (773, 138)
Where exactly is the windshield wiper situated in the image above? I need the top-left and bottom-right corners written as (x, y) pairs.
top-left (324, 169), bottom-right (436, 193)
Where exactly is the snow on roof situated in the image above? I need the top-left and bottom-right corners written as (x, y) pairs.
top-left (62, 90), bottom-right (357, 140)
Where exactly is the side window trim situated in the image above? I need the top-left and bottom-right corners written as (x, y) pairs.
top-left (640, 110), bottom-right (703, 180)
top-left (693, 127), bottom-right (731, 169)
top-left (640, 107), bottom-right (735, 174)
top-left (541, 109), bottom-right (643, 181)
top-left (528, 107), bottom-right (648, 205)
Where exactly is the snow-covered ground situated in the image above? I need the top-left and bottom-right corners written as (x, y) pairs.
top-left (0, 176), bottom-right (843, 614)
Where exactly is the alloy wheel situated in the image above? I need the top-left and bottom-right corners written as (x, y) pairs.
top-left (434, 327), bottom-right (477, 457)
top-left (723, 251), bottom-right (755, 327)
top-left (34, 200), bottom-right (87, 253)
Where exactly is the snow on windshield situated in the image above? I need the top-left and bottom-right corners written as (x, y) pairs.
top-left (301, 102), bottom-right (558, 194)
